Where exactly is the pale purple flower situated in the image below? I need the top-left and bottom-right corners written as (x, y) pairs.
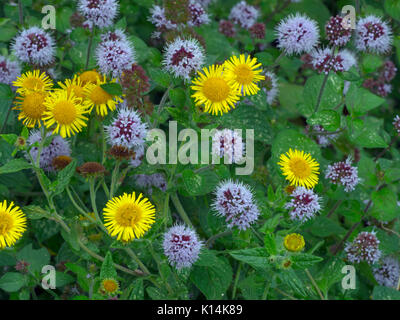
top-left (148, 5), bottom-right (177, 31)
top-left (325, 157), bottom-right (360, 192)
top-left (163, 224), bottom-right (203, 270)
top-left (393, 115), bottom-right (400, 134)
top-left (355, 16), bottom-right (392, 54)
top-left (134, 173), bottom-right (167, 195)
top-left (129, 144), bottom-right (145, 168)
top-left (345, 231), bottom-right (381, 264)
top-left (105, 106), bottom-right (147, 150)
top-left (100, 29), bottom-right (128, 43)
top-left (373, 256), bottom-right (400, 288)
top-left (325, 15), bottom-right (352, 47)
top-left (77, 0), bottom-right (118, 29)
top-left (261, 71), bottom-right (279, 105)
top-left (276, 13), bottom-right (319, 55)
top-left (188, 0), bottom-right (210, 27)
top-left (26, 130), bottom-right (71, 172)
top-left (12, 27), bottom-right (55, 66)
top-left (338, 49), bottom-right (357, 71)
top-left (212, 129), bottom-right (244, 164)
top-left (312, 125), bottom-right (339, 147)
top-left (380, 60), bottom-right (397, 82)
top-left (212, 180), bottom-right (260, 230)
top-left (285, 186), bottom-right (321, 222)
top-left (162, 37), bottom-right (205, 81)
top-left (0, 56), bottom-right (21, 88)
top-left (229, 1), bottom-right (259, 29)
top-left (96, 31), bottom-right (135, 78)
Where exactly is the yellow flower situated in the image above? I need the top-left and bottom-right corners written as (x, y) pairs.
top-left (223, 54), bottom-right (265, 96)
top-left (103, 192), bottom-right (156, 242)
top-left (0, 200), bottom-right (27, 249)
top-left (100, 278), bottom-right (119, 295)
top-left (284, 233), bottom-right (305, 252)
top-left (13, 70), bottom-right (53, 95)
top-left (79, 70), bottom-right (101, 85)
top-left (191, 64), bottom-right (241, 115)
top-left (57, 75), bottom-right (88, 100)
top-left (14, 91), bottom-right (48, 128)
top-left (83, 75), bottom-right (123, 117)
top-left (277, 148), bottom-right (320, 189)
top-left (42, 89), bottom-right (90, 138)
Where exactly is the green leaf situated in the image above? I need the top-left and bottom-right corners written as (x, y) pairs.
top-left (346, 84), bottom-right (385, 116)
top-left (278, 269), bottom-right (307, 297)
top-left (100, 83), bottom-right (122, 96)
top-left (190, 250), bottom-right (233, 299)
top-left (23, 205), bottom-right (51, 220)
top-left (0, 272), bottom-right (26, 292)
top-left (16, 244), bottom-right (51, 274)
top-left (169, 88), bottom-right (186, 108)
top-left (55, 271), bottom-right (75, 287)
top-left (0, 159), bottom-right (31, 174)
top-left (148, 68), bottom-right (172, 88)
top-left (50, 159), bottom-right (77, 196)
top-left (385, 0), bottom-right (400, 20)
top-left (317, 258), bottom-right (346, 295)
top-left (307, 110), bottom-right (340, 131)
top-left (264, 232), bottom-right (277, 256)
top-left (291, 253), bottom-right (323, 269)
top-left (372, 286), bottom-right (400, 300)
top-left (349, 117), bottom-right (388, 148)
top-left (181, 169), bottom-right (219, 196)
top-left (370, 187), bottom-right (399, 221)
top-left (309, 216), bottom-right (346, 237)
top-left (229, 248), bottom-right (270, 271)
top-left (100, 252), bottom-right (117, 280)
top-left (0, 133), bottom-right (18, 145)
top-left (128, 279), bottom-right (144, 300)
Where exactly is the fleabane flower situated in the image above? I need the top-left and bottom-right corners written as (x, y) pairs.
top-left (276, 13), bottom-right (320, 55)
top-left (229, 1), bottom-right (259, 29)
top-left (278, 148), bottom-right (320, 189)
top-left (325, 157), bottom-right (360, 192)
top-left (0, 200), bottom-right (27, 249)
top-left (212, 180), bottom-right (260, 230)
top-left (325, 15), bottom-right (352, 47)
top-left (284, 233), bottom-right (305, 252)
top-left (355, 16), bottom-right (392, 54)
top-left (12, 26), bottom-right (55, 66)
top-left (191, 64), bottom-right (241, 115)
top-left (26, 130), bottom-right (71, 172)
top-left (223, 54), bottom-right (265, 96)
top-left (96, 30), bottom-right (136, 79)
top-left (105, 107), bottom-right (147, 150)
top-left (188, 0), bottom-right (210, 27)
top-left (211, 129), bottom-right (244, 164)
top-left (345, 231), bottom-right (381, 264)
top-left (14, 91), bottom-right (48, 128)
top-left (162, 38), bottom-right (205, 81)
top-left (13, 70), bottom-right (53, 95)
top-left (0, 56), bottom-right (21, 88)
top-left (285, 186), bottom-right (321, 222)
top-left (260, 71), bottom-right (279, 105)
top-left (163, 224), bottom-right (203, 270)
top-left (373, 256), bottom-right (400, 288)
top-left (78, 0), bottom-right (118, 29)
top-left (57, 75), bottom-right (89, 101)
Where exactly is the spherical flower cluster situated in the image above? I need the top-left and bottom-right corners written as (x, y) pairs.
top-left (26, 130), bottom-right (71, 172)
top-left (373, 256), bottom-right (400, 288)
top-left (134, 173), bottom-right (167, 195)
top-left (380, 60), bottom-right (397, 82)
top-left (276, 13), bottom-right (320, 56)
top-left (249, 23), bottom-right (266, 39)
top-left (78, 0), bottom-right (118, 29)
top-left (311, 125), bottom-right (339, 147)
top-left (129, 144), bottom-right (145, 168)
top-left (325, 157), bottom-right (360, 192)
top-left (162, 38), bottom-right (205, 81)
top-left (148, 5), bottom-right (177, 31)
top-left (229, 1), bottom-right (259, 29)
top-left (163, 224), bottom-right (203, 270)
top-left (96, 30), bottom-right (136, 79)
top-left (212, 180), bottom-right (260, 230)
top-left (285, 186), bottom-right (321, 222)
top-left (393, 115), bottom-right (400, 135)
top-left (212, 129), bottom-right (244, 164)
top-left (355, 15), bottom-right (392, 54)
top-left (105, 107), bottom-right (147, 150)
top-left (311, 48), bottom-right (356, 74)
top-left (188, 0), bottom-right (210, 27)
top-left (219, 20), bottom-right (236, 38)
top-left (325, 15), bottom-right (352, 47)
top-left (260, 71), bottom-right (279, 105)
top-left (284, 233), bottom-right (305, 252)
top-left (345, 231), bottom-right (381, 264)
top-left (0, 56), bottom-right (21, 88)
top-left (12, 27), bottom-right (55, 66)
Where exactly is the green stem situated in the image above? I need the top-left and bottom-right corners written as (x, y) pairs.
top-left (18, 0), bottom-right (23, 25)
top-left (66, 186), bottom-right (91, 218)
top-left (231, 262), bottom-right (241, 299)
top-left (109, 160), bottom-right (121, 199)
top-left (170, 192), bottom-right (193, 228)
top-left (125, 248), bottom-right (150, 276)
top-left (206, 229), bottom-right (232, 248)
top-left (85, 27), bottom-right (95, 70)
top-left (0, 98), bottom-right (15, 134)
top-left (89, 178), bottom-right (107, 232)
top-left (305, 269), bottom-right (325, 300)
top-left (102, 180), bottom-right (110, 199)
top-left (152, 84), bottom-right (173, 128)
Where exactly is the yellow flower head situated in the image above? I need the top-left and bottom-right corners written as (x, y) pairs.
top-left (191, 64), bottom-right (241, 116)
top-left (0, 200), bottom-right (27, 249)
top-left (100, 278), bottom-right (119, 295)
top-left (57, 75), bottom-right (88, 101)
top-left (83, 75), bottom-right (123, 117)
top-left (284, 233), bottom-right (305, 252)
top-left (277, 148), bottom-right (320, 189)
top-left (14, 91), bottom-right (48, 128)
top-left (79, 70), bottom-right (101, 85)
top-left (13, 70), bottom-right (53, 95)
top-left (103, 192), bottom-right (156, 242)
top-left (42, 89), bottom-right (90, 138)
top-left (223, 54), bottom-right (265, 96)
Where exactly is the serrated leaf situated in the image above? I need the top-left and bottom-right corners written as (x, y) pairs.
top-left (0, 159), bottom-right (31, 174)
top-left (100, 83), bottom-right (122, 96)
top-left (291, 253), bottom-right (323, 269)
top-left (0, 272), bottom-right (26, 292)
top-left (100, 252), bottom-right (117, 280)
top-left (23, 205), bottom-right (51, 220)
